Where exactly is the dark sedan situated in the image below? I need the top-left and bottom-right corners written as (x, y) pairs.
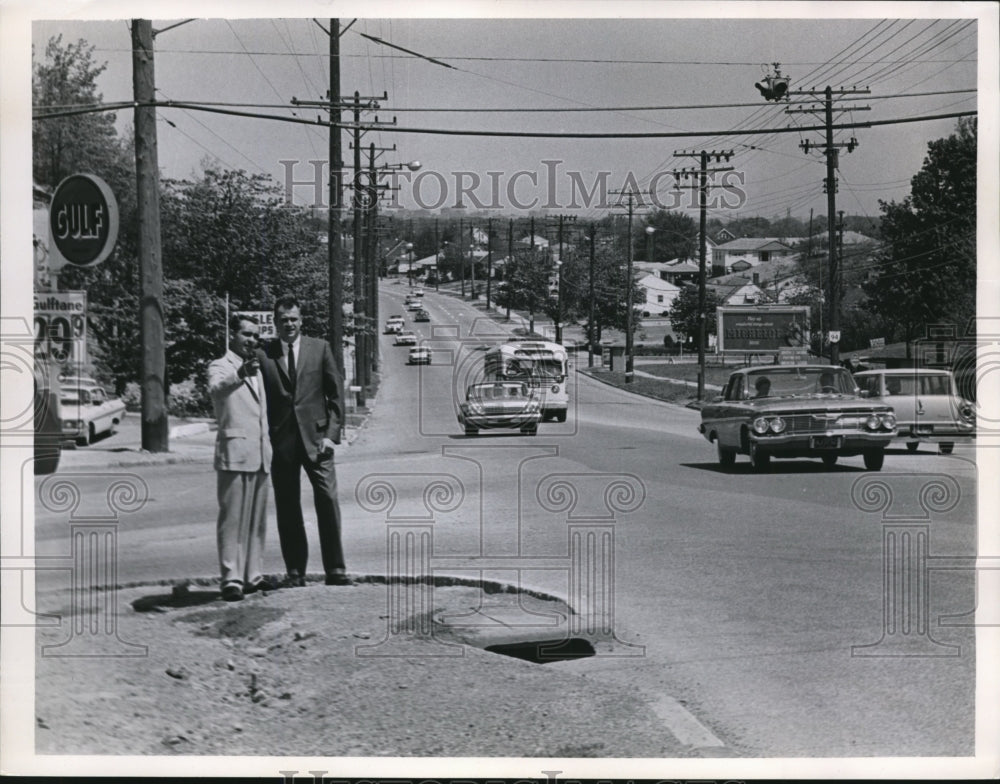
top-left (699, 365), bottom-right (897, 471)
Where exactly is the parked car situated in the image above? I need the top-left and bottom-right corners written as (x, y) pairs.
top-left (414, 309), bottom-right (430, 322)
top-left (407, 346), bottom-right (432, 365)
top-left (394, 330), bottom-right (418, 346)
top-left (60, 385), bottom-right (127, 446)
top-left (853, 368), bottom-right (975, 454)
top-left (457, 381), bottom-right (541, 436)
top-left (699, 365), bottom-right (897, 472)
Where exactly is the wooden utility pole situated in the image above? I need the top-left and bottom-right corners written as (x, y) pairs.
top-left (327, 20), bottom-right (345, 384)
top-left (787, 85), bottom-right (869, 366)
top-left (608, 192), bottom-right (640, 383)
top-left (588, 223), bottom-right (596, 368)
top-left (672, 149), bottom-right (735, 399)
top-left (131, 19), bottom-right (168, 451)
top-left (486, 217), bottom-right (493, 309)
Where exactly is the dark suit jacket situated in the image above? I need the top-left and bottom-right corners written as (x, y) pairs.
top-left (258, 335), bottom-right (343, 463)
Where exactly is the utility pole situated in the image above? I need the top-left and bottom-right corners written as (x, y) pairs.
top-left (295, 83), bottom-right (391, 408)
top-left (609, 191), bottom-right (640, 383)
top-left (469, 223), bottom-right (476, 299)
top-left (459, 217), bottom-right (466, 297)
top-left (506, 219), bottom-right (514, 321)
top-left (588, 223), bottom-right (596, 368)
top-left (672, 149), bottom-right (734, 400)
top-left (131, 19), bottom-right (168, 451)
top-left (486, 217), bottom-right (493, 309)
top-left (787, 84), bottom-right (869, 366)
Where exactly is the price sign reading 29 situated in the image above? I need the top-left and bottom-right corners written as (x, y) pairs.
top-left (34, 292), bottom-right (87, 366)
top-left (49, 173), bottom-right (119, 267)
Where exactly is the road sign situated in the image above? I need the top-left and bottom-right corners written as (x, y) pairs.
top-left (234, 310), bottom-right (276, 339)
top-left (34, 291), bottom-right (87, 367)
top-left (828, 330), bottom-right (841, 343)
top-left (49, 174), bottom-right (119, 268)
top-left (869, 336), bottom-right (885, 349)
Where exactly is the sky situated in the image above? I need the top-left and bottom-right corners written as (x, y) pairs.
top-left (22, 4), bottom-right (990, 229)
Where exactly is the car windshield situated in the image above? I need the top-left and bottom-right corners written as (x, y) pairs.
top-left (745, 367), bottom-right (854, 398)
top-left (505, 358), bottom-right (563, 380)
top-left (470, 384), bottom-right (527, 400)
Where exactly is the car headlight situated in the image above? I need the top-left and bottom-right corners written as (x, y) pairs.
top-left (881, 412), bottom-right (896, 430)
top-left (769, 416), bottom-right (786, 434)
top-left (865, 414), bottom-right (882, 431)
top-left (752, 417), bottom-right (770, 435)
top-left (551, 384), bottom-right (559, 393)
top-left (62, 419), bottom-right (81, 430)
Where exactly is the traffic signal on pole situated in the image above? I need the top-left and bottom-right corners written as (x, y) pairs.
top-left (755, 75), bottom-right (789, 101)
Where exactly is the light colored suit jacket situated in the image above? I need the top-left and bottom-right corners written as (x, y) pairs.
top-left (207, 350), bottom-right (272, 473)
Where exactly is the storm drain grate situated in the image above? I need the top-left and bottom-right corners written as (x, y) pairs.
top-left (484, 637), bottom-right (596, 664)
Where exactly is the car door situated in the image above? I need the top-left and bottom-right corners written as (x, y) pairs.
top-left (916, 372), bottom-right (956, 431)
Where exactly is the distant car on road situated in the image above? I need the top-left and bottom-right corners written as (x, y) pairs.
top-left (394, 330), bottom-right (418, 346)
top-left (406, 299), bottom-right (423, 311)
top-left (384, 315), bottom-right (405, 334)
top-left (699, 365), bottom-right (896, 472)
top-left (60, 385), bottom-right (127, 446)
top-left (407, 346), bottom-right (431, 365)
top-left (457, 381), bottom-right (541, 436)
top-left (413, 288), bottom-right (425, 297)
top-left (853, 368), bottom-right (975, 454)
top-left (414, 309), bottom-right (430, 322)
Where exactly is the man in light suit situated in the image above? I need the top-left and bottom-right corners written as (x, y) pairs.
top-left (208, 314), bottom-right (272, 601)
top-left (257, 295), bottom-right (350, 587)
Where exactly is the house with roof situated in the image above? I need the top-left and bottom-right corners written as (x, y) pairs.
top-left (637, 273), bottom-right (681, 317)
top-left (705, 277), bottom-right (770, 306)
top-left (710, 237), bottom-right (797, 277)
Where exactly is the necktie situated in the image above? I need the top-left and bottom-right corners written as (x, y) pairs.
top-left (287, 343), bottom-right (296, 389)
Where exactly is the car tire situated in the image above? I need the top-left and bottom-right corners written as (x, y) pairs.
top-left (863, 449), bottom-right (885, 471)
top-left (821, 453), bottom-right (838, 467)
top-left (939, 442), bottom-right (954, 454)
top-left (77, 424), bottom-right (93, 447)
top-left (716, 440), bottom-right (736, 468)
top-left (556, 411), bottom-right (567, 423)
top-left (749, 441), bottom-right (770, 473)
top-left (906, 442), bottom-right (919, 453)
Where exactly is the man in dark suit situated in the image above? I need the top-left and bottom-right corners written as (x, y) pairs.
top-left (257, 295), bottom-right (351, 587)
top-left (207, 315), bottom-right (272, 601)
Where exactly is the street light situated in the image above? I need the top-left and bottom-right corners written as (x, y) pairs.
top-left (645, 225), bottom-right (656, 263)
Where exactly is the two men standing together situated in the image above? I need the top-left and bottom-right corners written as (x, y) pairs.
top-left (207, 296), bottom-right (350, 601)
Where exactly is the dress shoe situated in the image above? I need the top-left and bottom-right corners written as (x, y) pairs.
top-left (244, 576), bottom-right (280, 594)
top-left (283, 573), bottom-right (307, 588)
top-left (325, 572), bottom-right (354, 586)
top-left (221, 584), bottom-right (244, 602)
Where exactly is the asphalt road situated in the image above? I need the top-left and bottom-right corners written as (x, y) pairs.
top-left (34, 283), bottom-right (979, 758)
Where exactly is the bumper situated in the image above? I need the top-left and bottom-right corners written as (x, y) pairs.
top-left (750, 431), bottom-right (894, 455)
top-left (458, 413), bottom-right (542, 429)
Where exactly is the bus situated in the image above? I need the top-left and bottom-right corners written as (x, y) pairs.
top-left (483, 340), bottom-right (569, 422)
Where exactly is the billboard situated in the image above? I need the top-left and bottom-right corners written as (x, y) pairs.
top-left (717, 305), bottom-right (810, 354)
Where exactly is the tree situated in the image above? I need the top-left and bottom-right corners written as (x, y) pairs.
top-left (865, 118), bottom-right (976, 355)
top-left (554, 243), bottom-right (645, 344)
top-left (669, 285), bottom-right (720, 343)
top-left (636, 210), bottom-right (698, 262)
top-left (33, 36), bottom-right (132, 195)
